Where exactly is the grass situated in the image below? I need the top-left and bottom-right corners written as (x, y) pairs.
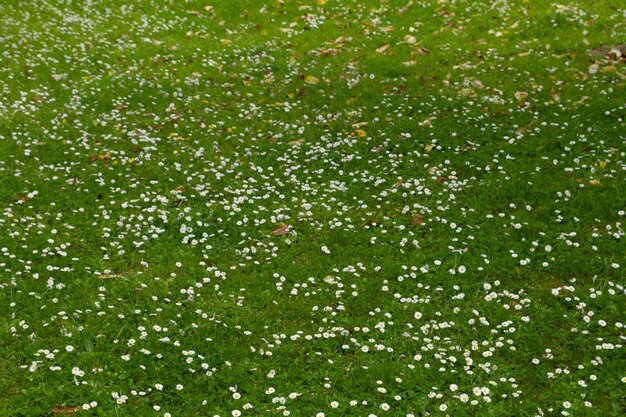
top-left (1, 0), bottom-right (626, 416)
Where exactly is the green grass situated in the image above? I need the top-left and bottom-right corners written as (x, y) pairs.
top-left (1, 0), bottom-right (626, 416)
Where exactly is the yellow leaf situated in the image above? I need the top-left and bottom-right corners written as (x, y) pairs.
top-left (599, 160), bottom-right (607, 169)
top-left (304, 75), bottom-right (319, 85)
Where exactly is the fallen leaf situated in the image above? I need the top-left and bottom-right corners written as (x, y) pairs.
top-left (587, 44), bottom-right (626, 57)
top-left (588, 179), bottom-right (601, 186)
top-left (514, 91), bottom-right (528, 101)
top-left (272, 223), bottom-right (289, 235)
top-left (52, 405), bottom-right (80, 414)
top-left (403, 35), bottom-right (417, 44)
top-left (411, 213), bottom-right (424, 226)
top-left (288, 139), bottom-right (305, 146)
top-left (98, 274), bottom-right (124, 279)
top-left (376, 44), bottom-right (391, 53)
top-left (304, 75), bottom-right (319, 85)
top-left (574, 96), bottom-right (589, 105)
top-left (549, 89), bottom-right (560, 102)
top-left (599, 160), bottom-right (607, 169)
top-left (608, 48), bottom-right (623, 60)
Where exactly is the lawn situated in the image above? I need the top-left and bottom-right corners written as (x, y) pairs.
top-left (1, 0), bottom-right (625, 416)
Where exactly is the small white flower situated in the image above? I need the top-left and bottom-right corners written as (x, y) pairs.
top-left (439, 404), bottom-right (448, 411)
top-left (330, 401), bottom-right (339, 408)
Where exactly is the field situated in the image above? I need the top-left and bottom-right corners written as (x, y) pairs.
top-left (1, 0), bottom-right (625, 416)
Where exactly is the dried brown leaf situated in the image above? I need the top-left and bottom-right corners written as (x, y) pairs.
top-left (514, 91), bottom-right (528, 101)
top-left (376, 44), bottom-right (391, 53)
top-left (272, 224), bottom-right (289, 235)
top-left (411, 213), bottom-right (424, 226)
top-left (403, 35), bottom-right (417, 44)
top-left (52, 405), bottom-right (80, 414)
top-left (288, 139), bottom-right (305, 146)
